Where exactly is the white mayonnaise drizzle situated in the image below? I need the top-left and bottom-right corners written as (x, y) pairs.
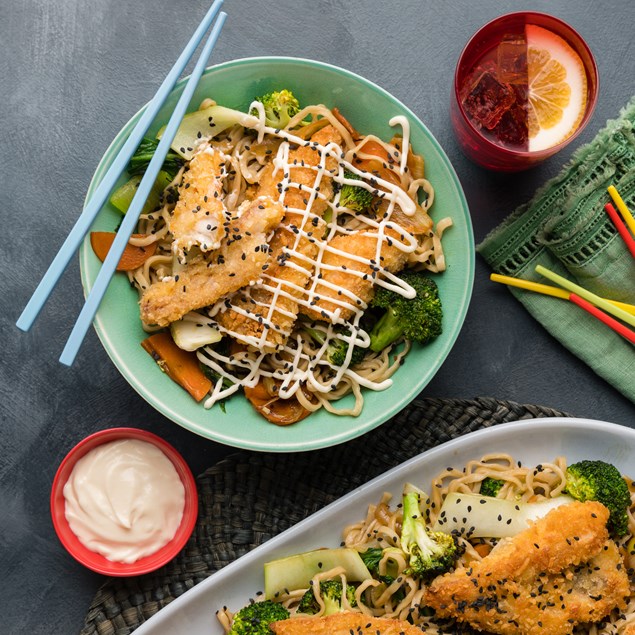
top-left (196, 110), bottom-right (425, 407)
top-left (63, 439), bottom-right (185, 564)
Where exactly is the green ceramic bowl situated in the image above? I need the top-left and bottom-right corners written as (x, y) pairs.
top-left (80, 57), bottom-right (474, 452)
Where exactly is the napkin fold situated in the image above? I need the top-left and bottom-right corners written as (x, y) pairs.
top-left (478, 97), bottom-right (635, 402)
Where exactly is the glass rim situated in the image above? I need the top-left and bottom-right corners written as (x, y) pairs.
top-left (453, 11), bottom-right (599, 159)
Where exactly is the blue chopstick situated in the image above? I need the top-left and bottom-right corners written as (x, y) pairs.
top-left (58, 11), bottom-right (227, 366)
top-left (16, 0), bottom-right (224, 333)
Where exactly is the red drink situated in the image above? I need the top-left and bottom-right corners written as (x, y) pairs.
top-left (451, 12), bottom-right (598, 171)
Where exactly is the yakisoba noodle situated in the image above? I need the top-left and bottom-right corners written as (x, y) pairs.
top-left (218, 454), bottom-right (635, 634)
top-left (127, 99), bottom-right (452, 416)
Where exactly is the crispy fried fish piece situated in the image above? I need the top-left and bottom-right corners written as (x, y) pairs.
top-left (215, 126), bottom-right (342, 348)
top-left (140, 197), bottom-right (283, 326)
top-left (168, 148), bottom-right (227, 261)
top-left (302, 230), bottom-right (408, 322)
top-left (425, 501), bottom-right (629, 635)
top-left (257, 124), bottom-right (342, 215)
top-left (270, 613), bottom-right (424, 635)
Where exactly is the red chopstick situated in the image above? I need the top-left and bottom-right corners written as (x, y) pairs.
top-left (604, 202), bottom-right (635, 258)
top-left (569, 293), bottom-right (635, 344)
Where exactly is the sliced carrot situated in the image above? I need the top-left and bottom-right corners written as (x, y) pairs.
top-left (90, 231), bottom-right (157, 271)
top-left (141, 332), bottom-right (212, 402)
top-left (352, 139), bottom-right (402, 186)
top-left (473, 543), bottom-right (493, 558)
top-left (244, 381), bottom-right (312, 426)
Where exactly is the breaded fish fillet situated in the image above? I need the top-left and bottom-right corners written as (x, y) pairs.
top-left (257, 124), bottom-right (342, 215)
top-left (425, 501), bottom-right (629, 635)
top-left (215, 126), bottom-right (342, 348)
top-left (168, 148), bottom-right (228, 260)
top-left (270, 613), bottom-right (424, 635)
top-left (302, 229), bottom-right (408, 322)
top-left (140, 197), bottom-right (283, 326)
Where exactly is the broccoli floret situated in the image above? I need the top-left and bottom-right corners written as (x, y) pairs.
top-left (128, 137), bottom-right (185, 179)
top-left (297, 580), bottom-right (357, 616)
top-left (228, 599), bottom-right (289, 635)
top-left (400, 489), bottom-right (458, 579)
top-left (480, 477), bottom-right (504, 498)
top-left (251, 90), bottom-right (301, 128)
top-left (303, 325), bottom-right (367, 367)
top-left (339, 170), bottom-right (374, 212)
top-left (564, 460), bottom-right (631, 537)
top-left (369, 272), bottom-right (442, 353)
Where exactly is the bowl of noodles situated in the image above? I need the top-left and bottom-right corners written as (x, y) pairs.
top-left (80, 57), bottom-right (474, 451)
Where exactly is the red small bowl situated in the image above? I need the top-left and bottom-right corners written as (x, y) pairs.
top-left (51, 427), bottom-right (198, 576)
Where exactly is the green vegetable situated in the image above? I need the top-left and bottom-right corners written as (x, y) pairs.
top-left (264, 548), bottom-right (371, 600)
top-left (565, 460), bottom-right (631, 537)
top-left (127, 138), bottom-right (185, 178)
top-left (297, 580), bottom-right (357, 616)
top-left (431, 492), bottom-right (575, 538)
top-left (359, 547), bottom-right (383, 573)
top-left (228, 599), bottom-right (289, 635)
top-left (157, 104), bottom-right (260, 160)
top-left (109, 171), bottom-right (174, 215)
top-left (250, 89), bottom-right (301, 129)
top-left (369, 272), bottom-right (442, 353)
top-left (303, 324), bottom-right (367, 367)
top-left (338, 170), bottom-right (374, 212)
top-left (479, 477), bottom-right (505, 498)
top-left (400, 488), bottom-right (457, 579)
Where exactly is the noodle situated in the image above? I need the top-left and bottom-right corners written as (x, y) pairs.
top-left (218, 455), bottom-right (635, 634)
top-left (129, 100), bottom-right (450, 419)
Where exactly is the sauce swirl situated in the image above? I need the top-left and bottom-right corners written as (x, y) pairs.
top-left (63, 438), bottom-right (185, 563)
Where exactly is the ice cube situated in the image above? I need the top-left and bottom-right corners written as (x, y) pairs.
top-left (496, 35), bottom-right (528, 85)
top-left (462, 62), bottom-right (516, 130)
top-left (494, 101), bottom-right (528, 149)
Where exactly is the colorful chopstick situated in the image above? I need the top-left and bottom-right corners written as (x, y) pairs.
top-left (605, 201), bottom-right (635, 258)
top-left (535, 265), bottom-right (635, 329)
top-left (489, 273), bottom-right (635, 316)
top-left (569, 293), bottom-right (635, 345)
top-left (608, 185), bottom-right (635, 237)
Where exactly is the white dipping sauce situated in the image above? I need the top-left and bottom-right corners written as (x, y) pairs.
top-left (63, 439), bottom-right (185, 563)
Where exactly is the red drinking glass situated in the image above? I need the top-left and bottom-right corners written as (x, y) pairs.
top-left (451, 12), bottom-right (598, 172)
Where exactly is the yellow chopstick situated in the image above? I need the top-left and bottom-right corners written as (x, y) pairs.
top-left (490, 273), bottom-right (635, 316)
top-left (536, 265), bottom-right (635, 328)
top-left (608, 185), bottom-right (635, 237)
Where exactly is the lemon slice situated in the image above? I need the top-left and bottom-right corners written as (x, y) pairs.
top-left (526, 24), bottom-right (587, 152)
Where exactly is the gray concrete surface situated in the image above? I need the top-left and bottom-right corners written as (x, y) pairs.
top-left (2, 0), bottom-right (634, 632)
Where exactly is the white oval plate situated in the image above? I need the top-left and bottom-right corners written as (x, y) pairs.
top-left (133, 417), bottom-right (635, 634)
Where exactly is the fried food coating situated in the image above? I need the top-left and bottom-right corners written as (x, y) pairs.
top-left (168, 148), bottom-right (227, 261)
top-left (140, 197), bottom-right (283, 326)
top-left (270, 613), bottom-right (424, 635)
top-left (302, 229), bottom-right (408, 322)
top-left (215, 126), bottom-right (342, 348)
top-left (425, 501), bottom-right (630, 635)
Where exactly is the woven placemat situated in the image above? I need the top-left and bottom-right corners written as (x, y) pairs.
top-left (80, 396), bottom-right (571, 635)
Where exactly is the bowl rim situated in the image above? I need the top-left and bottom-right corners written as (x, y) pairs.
top-left (80, 55), bottom-right (475, 451)
top-left (50, 427), bottom-right (198, 576)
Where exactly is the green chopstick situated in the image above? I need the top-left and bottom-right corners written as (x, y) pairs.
top-left (535, 265), bottom-right (635, 329)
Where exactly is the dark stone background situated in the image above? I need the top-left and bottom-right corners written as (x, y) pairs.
top-left (2, 1), bottom-right (634, 632)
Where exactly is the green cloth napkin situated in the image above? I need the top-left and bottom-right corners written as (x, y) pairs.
top-left (478, 97), bottom-right (635, 402)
